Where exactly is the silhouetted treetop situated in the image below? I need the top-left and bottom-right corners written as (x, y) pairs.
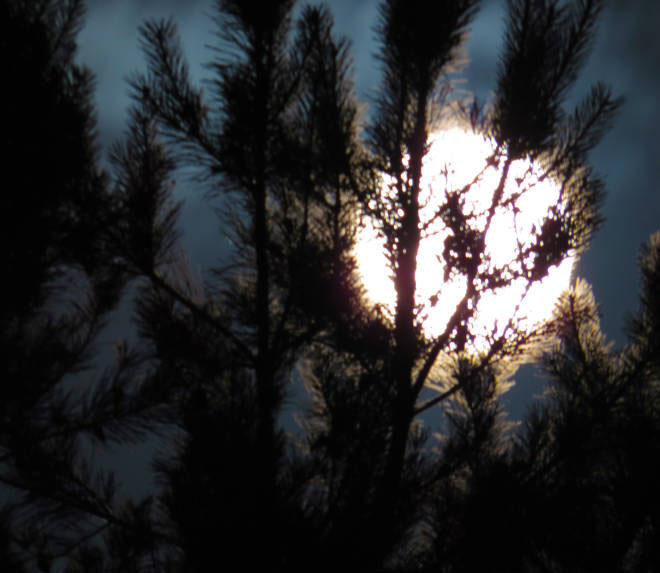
top-left (2, 1), bottom-right (639, 571)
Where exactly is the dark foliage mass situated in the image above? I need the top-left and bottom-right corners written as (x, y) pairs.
top-left (0, 1), bottom-right (179, 570)
top-left (5, 0), bottom-right (658, 571)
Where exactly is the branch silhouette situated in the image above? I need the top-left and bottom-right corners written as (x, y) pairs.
top-left (6, 1), bottom-right (652, 572)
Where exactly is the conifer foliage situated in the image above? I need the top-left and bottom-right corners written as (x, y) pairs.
top-left (6, 0), bottom-right (658, 571)
top-left (0, 1), bottom-right (177, 570)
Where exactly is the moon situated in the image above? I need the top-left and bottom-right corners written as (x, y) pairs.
top-left (354, 128), bottom-right (574, 347)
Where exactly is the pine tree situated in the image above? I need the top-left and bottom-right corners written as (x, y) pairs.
top-left (516, 232), bottom-right (660, 572)
top-left (1, 0), bottom-right (628, 570)
top-left (112, 0), bottom-right (622, 570)
top-left (431, 231), bottom-right (660, 573)
top-left (0, 1), bottom-right (177, 570)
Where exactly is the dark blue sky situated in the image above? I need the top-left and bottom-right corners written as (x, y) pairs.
top-left (76, 0), bottom-right (659, 428)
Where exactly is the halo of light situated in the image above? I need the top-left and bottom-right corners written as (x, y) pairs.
top-left (354, 128), bottom-right (574, 346)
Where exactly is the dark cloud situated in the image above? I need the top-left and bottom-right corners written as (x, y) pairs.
top-left (572, 0), bottom-right (660, 343)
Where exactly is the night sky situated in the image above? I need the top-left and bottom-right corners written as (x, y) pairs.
top-left (75, 0), bottom-right (660, 487)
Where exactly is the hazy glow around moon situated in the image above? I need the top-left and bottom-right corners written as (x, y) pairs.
top-left (355, 128), bottom-right (574, 344)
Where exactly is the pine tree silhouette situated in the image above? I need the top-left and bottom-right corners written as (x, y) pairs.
top-left (114, 0), bottom-right (622, 570)
top-left (3, 0), bottom-right (636, 571)
top-left (0, 1), bottom-right (177, 570)
top-left (431, 232), bottom-right (660, 573)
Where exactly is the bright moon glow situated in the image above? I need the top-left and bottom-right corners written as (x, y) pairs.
top-left (354, 128), bottom-right (574, 346)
